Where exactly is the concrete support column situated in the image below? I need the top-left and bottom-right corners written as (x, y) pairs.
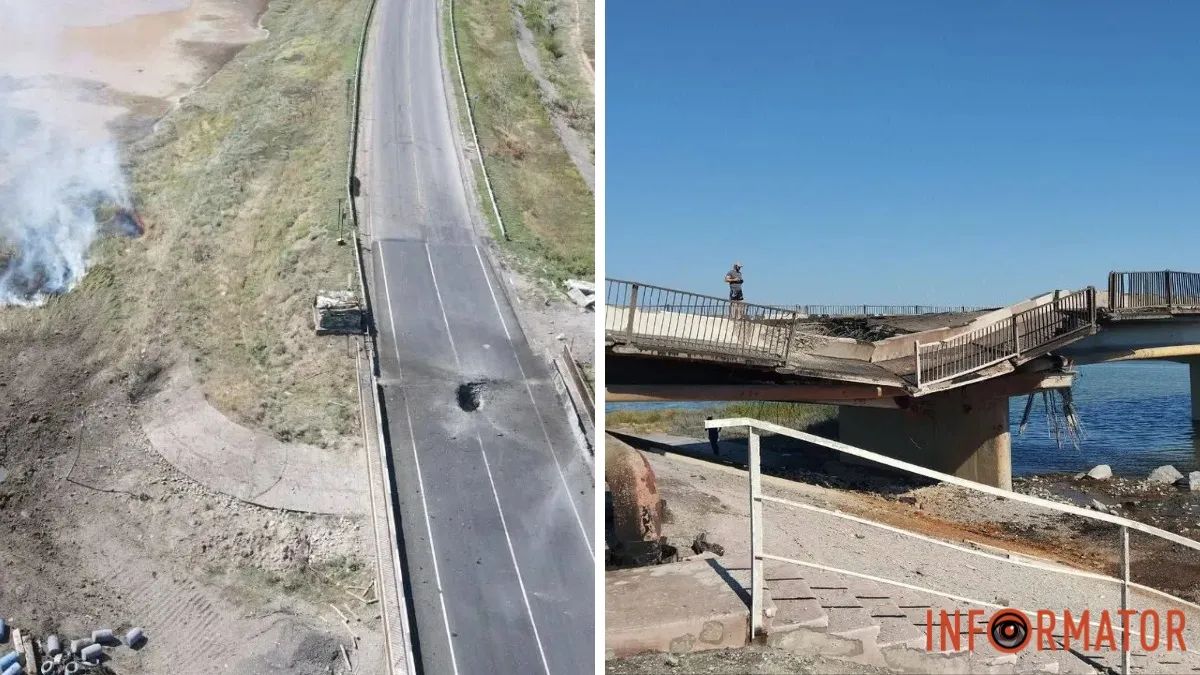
top-left (1190, 360), bottom-right (1200, 424)
top-left (838, 387), bottom-right (1012, 490)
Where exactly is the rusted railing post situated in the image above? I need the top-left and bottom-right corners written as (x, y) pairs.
top-left (1011, 317), bottom-right (1021, 358)
top-left (624, 283), bottom-right (639, 339)
top-left (1120, 525), bottom-right (1130, 675)
top-left (781, 311), bottom-right (799, 365)
top-left (913, 341), bottom-right (922, 390)
top-left (749, 426), bottom-right (764, 639)
top-left (1166, 270), bottom-right (1174, 308)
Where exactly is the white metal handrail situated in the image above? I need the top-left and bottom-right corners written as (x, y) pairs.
top-left (706, 416), bottom-right (1200, 674)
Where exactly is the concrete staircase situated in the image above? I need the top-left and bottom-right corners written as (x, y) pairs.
top-left (761, 565), bottom-right (1200, 674)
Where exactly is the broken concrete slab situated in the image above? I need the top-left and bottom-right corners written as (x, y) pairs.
top-left (567, 286), bottom-right (595, 310)
top-left (565, 279), bottom-right (595, 294)
top-left (606, 558), bottom-right (751, 657)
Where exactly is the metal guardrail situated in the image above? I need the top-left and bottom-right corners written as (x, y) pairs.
top-left (915, 287), bottom-right (1097, 389)
top-left (709, 417), bottom-right (1200, 675)
top-left (1109, 271), bottom-right (1200, 311)
top-left (605, 279), bottom-right (800, 363)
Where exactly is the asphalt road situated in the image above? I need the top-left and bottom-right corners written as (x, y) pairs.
top-left (358, 0), bottom-right (595, 673)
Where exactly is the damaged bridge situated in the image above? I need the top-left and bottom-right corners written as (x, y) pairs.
top-left (606, 270), bottom-right (1200, 490)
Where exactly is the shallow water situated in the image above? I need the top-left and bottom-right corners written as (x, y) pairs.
top-left (0, 0), bottom-right (267, 141)
top-left (1011, 361), bottom-right (1198, 477)
top-left (606, 361), bottom-right (1200, 478)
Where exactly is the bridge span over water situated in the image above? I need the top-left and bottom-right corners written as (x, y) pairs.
top-left (605, 271), bottom-right (1200, 489)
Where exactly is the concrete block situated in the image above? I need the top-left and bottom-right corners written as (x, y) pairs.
top-left (606, 559), bottom-right (751, 657)
top-left (313, 290), bottom-right (364, 335)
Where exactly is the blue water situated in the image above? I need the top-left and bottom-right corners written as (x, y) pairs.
top-left (606, 362), bottom-right (1200, 477)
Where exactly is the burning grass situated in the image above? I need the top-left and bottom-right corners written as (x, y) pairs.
top-left (0, 0), bottom-right (369, 447)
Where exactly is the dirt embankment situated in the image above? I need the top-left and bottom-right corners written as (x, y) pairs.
top-left (0, 0), bottom-right (382, 672)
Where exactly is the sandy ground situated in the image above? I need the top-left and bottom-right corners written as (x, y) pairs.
top-left (0, 340), bottom-right (381, 674)
top-left (0, 0), bottom-right (268, 142)
top-left (0, 2), bottom-right (386, 672)
top-left (502, 262), bottom-right (595, 375)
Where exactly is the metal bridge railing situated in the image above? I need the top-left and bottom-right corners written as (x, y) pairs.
top-left (781, 304), bottom-right (986, 317)
top-left (1109, 271), bottom-right (1200, 311)
top-left (604, 279), bottom-right (800, 364)
top-left (709, 416), bottom-right (1200, 675)
top-left (915, 287), bottom-right (1096, 389)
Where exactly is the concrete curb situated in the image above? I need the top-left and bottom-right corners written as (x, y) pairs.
top-left (552, 353), bottom-right (594, 453)
top-left (346, 0), bottom-right (417, 672)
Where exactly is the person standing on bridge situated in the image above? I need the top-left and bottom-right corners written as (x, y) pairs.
top-left (725, 262), bottom-right (745, 319)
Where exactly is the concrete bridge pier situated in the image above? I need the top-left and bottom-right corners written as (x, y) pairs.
top-left (838, 387), bottom-right (1012, 490)
top-left (1190, 360), bottom-right (1200, 424)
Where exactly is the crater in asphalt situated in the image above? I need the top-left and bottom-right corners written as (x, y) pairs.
top-left (457, 381), bottom-right (486, 412)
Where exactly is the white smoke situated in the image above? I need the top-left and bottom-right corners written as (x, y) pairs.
top-left (0, 0), bottom-right (132, 307)
top-left (0, 94), bottom-right (130, 306)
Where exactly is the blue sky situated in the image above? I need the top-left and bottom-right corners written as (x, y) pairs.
top-left (606, 2), bottom-right (1200, 307)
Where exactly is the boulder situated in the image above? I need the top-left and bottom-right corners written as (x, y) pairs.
top-left (1188, 472), bottom-right (1200, 492)
top-left (1148, 465), bottom-right (1184, 484)
top-left (1089, 498), bottom-right (1109, 514)
top-left (1085, 464), bottom-right (1113, 480)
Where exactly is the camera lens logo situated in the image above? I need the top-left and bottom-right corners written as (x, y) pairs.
top-left (988, 609), bottom-right (1031, 653)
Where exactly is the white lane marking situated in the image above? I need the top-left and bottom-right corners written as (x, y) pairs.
top-left (425, 243), bottom-right (462, 367)
top-left (401, 0), bottom-right (424, 213)
top-left (378, 245), bottom-right (460, 675)
top-left (425, 242), bottom-right (550, 668)
top-left (473, 245), bottom-right (595, 557)
top-left (477, 433), bottom-right (552, 675)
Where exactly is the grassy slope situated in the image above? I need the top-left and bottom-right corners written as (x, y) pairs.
top-left (451, 0), bottom-right (594, 280)
top-left (517, 0), bottom-right (595, 156)
top-left (0, 0), bottom-right (367, 448)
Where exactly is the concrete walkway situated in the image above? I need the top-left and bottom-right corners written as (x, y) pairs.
top-left (637, 445), bottom-right (1200, 672)
top-left (142, 369), bottom-right (367, 515)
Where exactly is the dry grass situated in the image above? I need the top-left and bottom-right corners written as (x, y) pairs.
top-left (448, 0), bottom-right (594, 280)
top-left (517, 0), bottom-right (595, 152)
top-left (0, 0), bottom-right (369, 448)
top-left (607, 402), bottom-right (839, 439)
